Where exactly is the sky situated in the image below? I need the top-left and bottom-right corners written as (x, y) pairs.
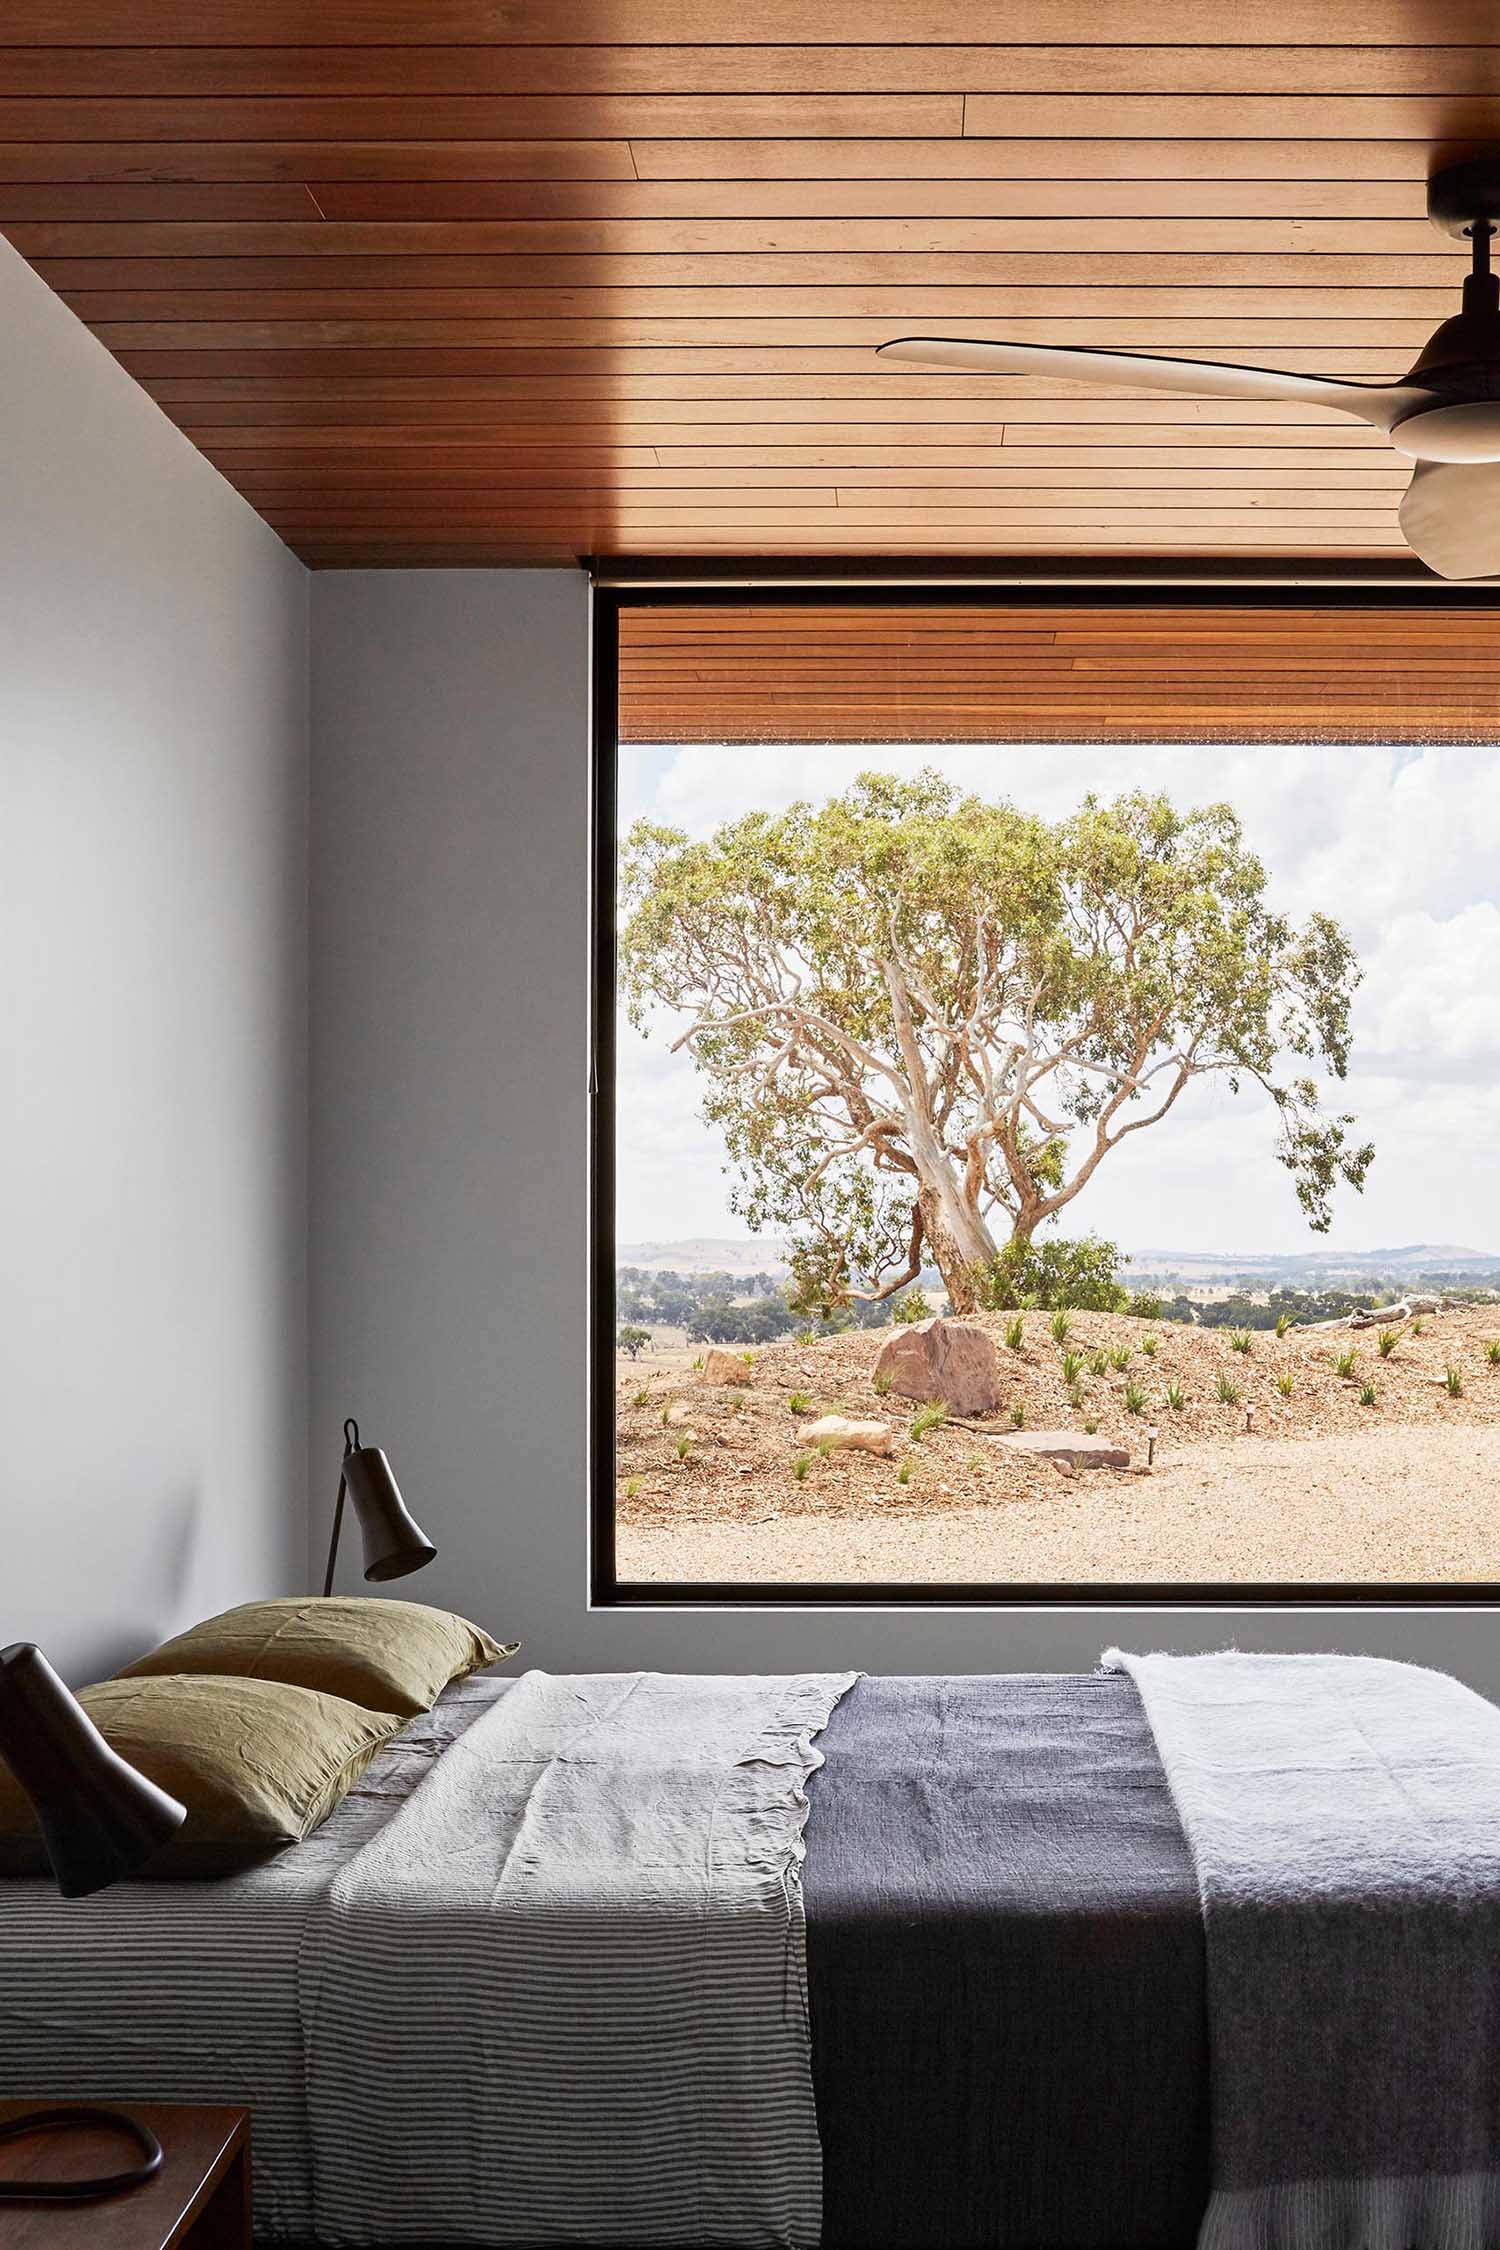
top-left (615, 738), bottom-right (1500, 1261)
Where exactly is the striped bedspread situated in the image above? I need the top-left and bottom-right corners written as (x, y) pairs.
top-left (300, 1668), bottom-right (857, 2248)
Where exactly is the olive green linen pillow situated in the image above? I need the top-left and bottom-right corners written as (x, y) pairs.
top-left (117, 1595), bottom-right (514, 1719)
top-left (0, 1674), bottom-right (402, 1880)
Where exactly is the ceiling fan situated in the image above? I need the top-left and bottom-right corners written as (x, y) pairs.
top-left (877, 158), bottom-right (1500, 579)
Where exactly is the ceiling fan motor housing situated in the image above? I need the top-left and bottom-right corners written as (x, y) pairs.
top-left (1389, 163), bottom-right (1500, 459)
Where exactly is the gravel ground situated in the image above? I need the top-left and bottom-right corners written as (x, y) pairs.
top-left (617, 1424), bottom-right (1500, 1585)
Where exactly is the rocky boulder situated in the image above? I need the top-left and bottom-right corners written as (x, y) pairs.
top-left (802, 1415), bottom-right (895, 1456)
top-left (700, 1347), bottom-right (752, 1385)
top-left (872, 1316), bottom-right (1001, 1417)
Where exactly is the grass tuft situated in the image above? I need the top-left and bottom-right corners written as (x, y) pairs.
top-left (1334, 1346), bottom-right (1358, 1380)
top-left (1377, 1327), bottom-right (1400, 1359)
top-left (1230, 1329), bottom-right (1253, 1356)
top-left (788, 1391), bottom-right (813, 1415)
top-left (1108, 1345), bottom-right (1133, 1372)
top-left (1165, 1381), bottom-right (1185, 1412)
top-left (873, 1370), bottom-right (894, 1396)
top-left (1276, 1369), bottom-right (1295, 1398)
top-left (1061, 1350), bottom-right (1085, 1387)
top-left (1005, 1316), bottom-right (1026, 1353)
top-left (633, 1386), bottom-right (650, 1409)
top-left (1141, 1333), bottom-right (1159, 1357)
top-left (1275, 1311), bottom-right (1293, 1339)
top-left (896, 1457), bottom-right (912, 1487)
top-left (1124, 1380), bottom-right (1148, 1415)
top-left (1010, 1401), bottom-right (1027, 1429)
top-left (1359, 1381), bottom-right (1378, 1408)
top-left (1050, 1310), bottom-right (1072, 1346)
top-left (1216, 1374), bottom-right (1242, 1406)
top-left (792, 1453), bottom-right (812, 1482)
top-left (1445, 1365), bottom-right (1465, 1397)
top-left (910, 1402), bottom-right (948, 1441)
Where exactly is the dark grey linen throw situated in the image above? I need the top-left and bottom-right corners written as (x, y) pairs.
top-left (1107, 1650), bottom-right (1500, 2250)
top-left (804, 1673), bottom-right (1209, 2250)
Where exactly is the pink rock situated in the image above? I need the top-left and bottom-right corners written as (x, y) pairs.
top-left (872, 1317), bottom-right (1001, 1417)
top-left (700, 1347), bottom-right (752, 1385)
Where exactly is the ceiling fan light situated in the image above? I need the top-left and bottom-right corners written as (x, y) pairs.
top-left (1389, 399), bottom-right (1500, 462)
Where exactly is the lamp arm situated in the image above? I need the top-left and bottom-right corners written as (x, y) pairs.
top-left (322, 1472), bottom-right (347, 1600)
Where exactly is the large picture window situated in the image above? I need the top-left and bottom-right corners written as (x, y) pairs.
top-left (592, 591), bottom-right (1500, 1604)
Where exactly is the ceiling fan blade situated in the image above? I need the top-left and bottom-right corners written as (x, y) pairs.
top-left (1399, 460), bottom-right (1500, 579)
top-left (876, 337), bottom-right (1428, 433)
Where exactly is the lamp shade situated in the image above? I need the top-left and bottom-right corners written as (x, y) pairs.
top-left (0, 1644), bottom-right (186, 1898)
top-left (342, 1434), bottom-right (437, 1584)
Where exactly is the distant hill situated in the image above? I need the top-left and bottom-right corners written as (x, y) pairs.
top-left (619, 1237), bottom-right (790, 1277)
top-left (619, 1237), bottom-right (1500, 1288)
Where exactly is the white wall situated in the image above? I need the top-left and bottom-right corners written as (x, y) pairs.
top-left (310, 571), bottom-right (1500, 1691)
top-left (0, 241), bottom-right (309, 1682)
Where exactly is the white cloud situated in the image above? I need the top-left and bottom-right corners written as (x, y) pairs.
top-left (615, 739), bottom-right (1500, 1255)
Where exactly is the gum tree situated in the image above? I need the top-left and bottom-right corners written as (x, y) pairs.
top-left (621, 773), bottom-right (1373, 1315)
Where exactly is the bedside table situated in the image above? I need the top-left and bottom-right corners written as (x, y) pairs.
top-left (0, 2104), bottom-right (249, 2248)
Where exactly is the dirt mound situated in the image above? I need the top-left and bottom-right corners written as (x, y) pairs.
top-left (615, 1305), bottom-right (1500, 1532)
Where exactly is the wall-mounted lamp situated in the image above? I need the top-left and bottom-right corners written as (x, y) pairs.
top-left (322, 1417), bottom-right (437, 1598)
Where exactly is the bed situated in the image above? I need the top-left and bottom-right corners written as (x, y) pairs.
top-left (4, 1655), bottom-right (1498, 2250)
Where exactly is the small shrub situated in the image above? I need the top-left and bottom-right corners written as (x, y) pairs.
top-left (1230, 1330), bottom-right (1253, 1356)
top-left (1068, 1384), bottom-right (1085, 1410)
top-left (1109, 1345), bottom-right (1133, 1372)
top-left (792, 1453), bottom-right (812, 1482)
top-left (676, 1433), bottom-right (693, 1461)
top-left (1090, 1349), bottom-right (1109, 1378)
top-left (788, 1391), bottom-right (813, 1415)
top-left (896, 1457), bottom-right (912, 1487)
top-left (1216, 1374), bottom-right (1242, 1406)
top-left (1005, 1315), bottom-right (1026, 1353)
top-left (623, 1476), bottom-right (641, 1500)
top-left (873, 1371), bottom-right (894, 1396)
top-left (911, 1402), bottom-right (948, 1441)
top-left (1165, 1381), bottom-right (1185, 1412)
top-left (1131, 1291), bottom-right (1164, 1321)
top-left (1486, 1339), bottom-right (1500, 1367)
top-left (1084, 1417), bottom-right (1099, 1435)
top-left (1359, 1381), bottom-right (1378, 1407)
top-left (632, 1386), bottom-right (650, 1409)
top-left (1275, 1312), bottom-right (1293, 1339)
top-left (731, 1394), bottom-right (744, 1413)
top-left (1124, 1380), bottom-right (1147, 1415)
top-left (893, 1289), bottom-right (928, 1325)
top-left (1010, 1401), bottom-right (1027, 1428)
top-left (1377, 1327), bottom-right (1400, 1359)
top-left (974, 1233), bottom-right (1129, 1314)
top-left (1412, 1315), bottom-right (1427, 1336)
top-left (660, 1404), bottom-right (672, 1426)
top-left (1061, 1350), bottom-right (1085, 1387)
top-left (816, 1438), bottom-right (836, 1459)
top-left (795, 1327), bottom-right (818, 1347)
top-left (1446, 1365), bottom-right (1465, 1397)
top-left (742, 1350), bottom-right (755, 1367)
top-left (1276, 1369), bottom-right (1295, 1398)
top-left (1141, 1333), bottom-right (1159, 1357)
top-left (1050, 1309), bottom-right (1072, 1346)
top-left (1334, 1347), bottom-right (1358, 1380)
top-left (691, 1353), bottom-right (704, 1370)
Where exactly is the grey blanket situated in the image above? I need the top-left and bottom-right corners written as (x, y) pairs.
top-left (301, 1669), bottom-right (856, 2248)
top-left (1107, 1650), bottom-right (1500, 2250)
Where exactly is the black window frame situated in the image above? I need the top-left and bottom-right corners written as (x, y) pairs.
top-left (590, 580), bottom-right (1500, 1609)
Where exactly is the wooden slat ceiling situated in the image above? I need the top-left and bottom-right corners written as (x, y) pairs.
top-left (617, 602), bottom-right (1500, 741)
top-left (5, 5), bottom-right (1500, 567)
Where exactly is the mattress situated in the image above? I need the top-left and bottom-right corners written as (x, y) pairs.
top-left (0, 1670), bottom-right (1209, 2249)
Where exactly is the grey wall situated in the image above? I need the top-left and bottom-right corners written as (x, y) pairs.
top-left (0, 241), bottom-right (310, 1682)
top-left (311, 571), bottom-right (1500, 1691)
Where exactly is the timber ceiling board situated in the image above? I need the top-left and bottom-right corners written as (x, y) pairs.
top-left (4, 4), bottom-right (1500, 567)
top-left (616, 603), bottom-right (1500, 742)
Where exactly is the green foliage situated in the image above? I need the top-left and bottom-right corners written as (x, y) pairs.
top-left (1412, 1316), bottom-right (1427, 1336)
top-left (1445, 1365), bottom-right (1465, 1397)
top-left (1124, 1380), bottom-right (1148, 1414)
top-left (659, 1405), bottom-right (672, 1427)
top-left (978, 1235), bottom-right (1129, 1315)
top-left (1377, 1327), bottom-right (1401, 1359)
top-left (1487, 1340), bottom-right (1500, 1367)
top-left (691, 1353), bottom-right (704, 1370)
top-left (1359, 1381), bottom-right (1378, 1407)
top-left (1165, 1381), bottom-right (1186, 1412)
top-left (788, 1391), bottom-right (813, 1415)
top-left (1061, 1350), bottom-right (1085, 1387)
top-left (911, 1402), bottom-right (948, 1441)
top-left (896, 1457), bottom-right (912, 1486)
top-left (1130, 1291), bottom-right (1165, 1320)
top-left (1216, 1374), bottom-right (1242, 1406)
top-left (632, 1386), bottom-right (650, 1409)
top-left (1005, 1316), bottom-right (1026, 1352)
top-left (1050, 1309), bottom-right (1072, 1345)
top-left (1068, 1385), bottom-right (1085, 1410)
top-left (1090, 1349), bottom-right (1109, 1378)
top-left (1010, 1401), bottom-right (1026, 1428)
top-left (1109, 1345), bottom-right (1133, 1372)
top-left (622, 773), bottom-right (1374, 1314)
top-left (1277, 1369), bottom-right (1295, 1398)
top-left (617, 1324), bottom-right (652, 1359)
top-left (792, 1454), bottom-right (813, 1482)
top-left (1141, 1333), bottom-right (1159, 1357)
top-left (873, 1370), bottom-right (894, 1396)
top-left (1275, 1311), bottom-right (1294, 1339)
top-left (675, 1433), bottom-right (693, 1461)
top-left (1230, 1330), bottom-right (1253, 1356)
top-left (1084, 1417), bottom-right (1099, 1435)
top-left (1334, 1347), bottom-right (1358, 1379)
top-left (623, 1476), bottom-right (641, 1500)
top-left (893, 1289), bottom-right (929, 1324)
